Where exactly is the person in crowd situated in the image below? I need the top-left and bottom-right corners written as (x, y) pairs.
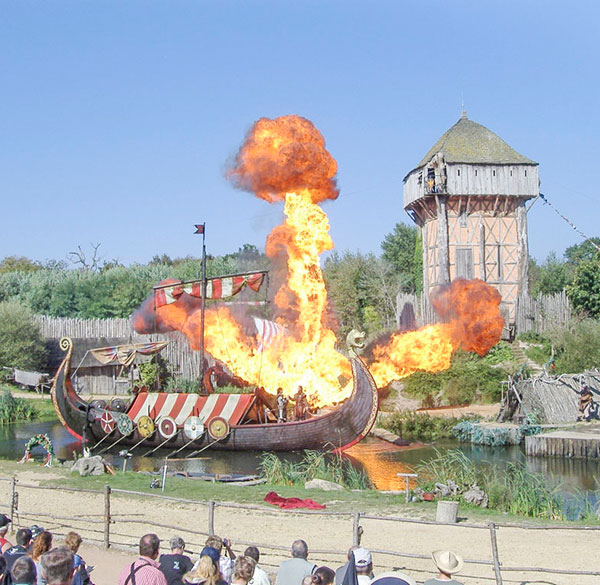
top-left (39, 549), bottom-right (75, 585)
top-left (63, 532), bottom-right (91, 585)
top-left (31, 531), bottom-right (53, 585)
top-left (231, 557), bottom-right (254, 585)
top-left (10, 557), bottom-right (37, 585)
top-left (275, 540), bottom-right (316, 585)
top-left (5, 529), bottom-right (33, 573)
top-left (423, 551), bottom-right (464, 585)
top-left (159, 536), bottom-right (194, 585)
top-left (312, 567), bottom-right (335, 585)
top-left (0, 556), bottom-right (7, 585)
top-left (205, 536), bottom-right (235, 584)
top-left (183, 555), bottom-right (219, 585)
top-left (0, 514), bottom-right (13, 554)
top-left (353, 548), bottom-right (372, 585)
top-left (243, 547), bottom-right (269, 585)
top-left (118, 534), bottom-right (167, 585)
top-left (334, 547), bottom-right (358, 585)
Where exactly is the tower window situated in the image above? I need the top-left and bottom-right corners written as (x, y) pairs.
top-left (493, 170), bottom-right (496, 177)
top-left (475, 169), bottom-right (478, 176)
top-left (510, 170), bottom-right (513, 176)
top-left (525, 170), bottom-right (527, 177)
top-left (457, 169), bottom-right (461, 176)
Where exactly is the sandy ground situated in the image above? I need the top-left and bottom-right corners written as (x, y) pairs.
top-left (0, 469), bottom-right (596, 585)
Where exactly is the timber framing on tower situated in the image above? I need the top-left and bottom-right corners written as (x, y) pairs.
top-left (403, 111), bottom-right (539, 334)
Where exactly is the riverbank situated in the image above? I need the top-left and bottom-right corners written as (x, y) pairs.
top-left (1, 462), bottom-right (598, 585)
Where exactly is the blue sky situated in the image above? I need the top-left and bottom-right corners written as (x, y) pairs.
top-left (2, 1), bottom-right (598, 266)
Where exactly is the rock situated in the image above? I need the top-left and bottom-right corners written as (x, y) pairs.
top-left (71, 456), bottom-right (106, 476)
top-left (305, 478), bottom-right (344, 491)
top-left (464, 484), bottom-right (488, 508)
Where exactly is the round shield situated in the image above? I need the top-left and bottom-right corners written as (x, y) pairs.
top-left (207, 416), bottom-right (230, 440)
top-left (137, 415), bottom-right (155, 438)
top-left (183, 417), bottom-right (204, 441)
top-left (109, 398), bottom-right (127, 412)
top-left (90, 399), bottom-right (107, 410)
top-left (100, 411), bottom-right (115, 435)
top-left (117, 413), bottom-right (134, 436)
top-left (158, 416), bottom-right (177, 440)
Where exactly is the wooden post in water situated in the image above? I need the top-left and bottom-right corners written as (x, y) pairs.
top-left (104, 485), bottom-right (111, 549)
top-left (488, 522), bottom-right (503, 585)
top-left (208, 500), bottom-right (216, 536)
top-left (9, 477), bottom-right (17, 532)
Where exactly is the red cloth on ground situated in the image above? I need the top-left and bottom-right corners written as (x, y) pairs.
top-left (264, 491), bottom-right (326, 510)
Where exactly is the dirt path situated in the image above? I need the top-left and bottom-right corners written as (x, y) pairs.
top-left (0, 469), bottom-right (596, 585)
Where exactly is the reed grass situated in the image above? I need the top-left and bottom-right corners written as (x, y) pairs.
top-left (415, 449), bottom-right (564, 519)
top-left (258, 450), bottom-right (372, 490)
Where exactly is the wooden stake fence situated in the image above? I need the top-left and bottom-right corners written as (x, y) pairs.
top-left (2, 477), bottom-right (600, 583)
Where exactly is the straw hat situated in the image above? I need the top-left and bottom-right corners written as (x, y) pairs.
top-left (432, 550), bottom-right (464, 574)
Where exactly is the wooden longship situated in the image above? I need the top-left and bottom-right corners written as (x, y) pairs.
top-left (51, 337), bottom-right (380, 452)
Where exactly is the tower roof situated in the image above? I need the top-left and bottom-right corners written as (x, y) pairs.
top-left (407, 113), bottom-right (537, 177)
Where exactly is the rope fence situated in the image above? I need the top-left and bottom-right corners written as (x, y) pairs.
top-left (2, 476), bottom-right (599, 584)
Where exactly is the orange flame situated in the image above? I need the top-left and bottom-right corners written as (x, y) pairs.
top-left (133, 116), bottom-right (505, 407)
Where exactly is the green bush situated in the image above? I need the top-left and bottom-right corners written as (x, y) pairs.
top-left (0, 301), bottom-right (48, 373)
top-left (549, 319), bottom-right (600, 374)
top-left (402, 351), bottom-right (504, 406)
top-left (0, 389), bottom-right (37, 424)
top-left (483, 341), bottom-right (514, 365)
top-left (381, 411), bottom-right (468, 441)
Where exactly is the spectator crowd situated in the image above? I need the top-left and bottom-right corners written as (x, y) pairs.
top-left (0, 512), bottom-right (466, 585)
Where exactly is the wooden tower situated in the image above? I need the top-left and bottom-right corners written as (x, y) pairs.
top-left (403, 111), bottom-right (539, 330)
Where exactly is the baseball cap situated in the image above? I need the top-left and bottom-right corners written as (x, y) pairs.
top-left (354, 547), bottom-right (372, 567)
top-left (200, 546), bottom-right (220, 565)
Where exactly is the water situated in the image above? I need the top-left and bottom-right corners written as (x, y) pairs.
top-left (6, 421), bottom-right (600, 514)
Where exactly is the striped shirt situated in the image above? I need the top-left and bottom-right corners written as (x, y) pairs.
top-left (118, 557), bottom-right (168, 585)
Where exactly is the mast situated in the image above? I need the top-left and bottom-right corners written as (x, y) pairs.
top-left (195, 223), bottom-right (207, 390)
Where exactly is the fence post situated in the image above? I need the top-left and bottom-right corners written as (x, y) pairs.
top-left (488, 522), bottom-right (502, 585)
top-left (208, 500), bottom-right (215, 536)
top-left (352, 512), bottom-right (362, 546)
top-left (104, 485), bottom-right (111, 549)
top-left (9, 477), bottom-right (17, 532)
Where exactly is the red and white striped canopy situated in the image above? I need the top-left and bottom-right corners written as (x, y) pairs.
top-left (126, 392), bottom-right (255, 427)
top-left (154, 273), bottom-right (265, 307)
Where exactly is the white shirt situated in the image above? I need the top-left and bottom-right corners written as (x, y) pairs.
top-left (249, 564), bottom-right (271, 585)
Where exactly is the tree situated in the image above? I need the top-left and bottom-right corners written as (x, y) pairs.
top-left (381, 223), bottom-right (418, 293)
top-left (564, 237), bottom-right (600, 266)
top-left (566, 257), bottom-right (600, 318)
top-left (0, 256), bottom-right (41, 274)
top-left (0, 301), bottom-right (48, 371)
top-left (529, 252), bottom-right (570, 296)
top-left (68, 243), bottom-right (102, 272)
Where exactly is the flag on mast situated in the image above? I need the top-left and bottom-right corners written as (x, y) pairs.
top-left (194, 224), bottom-right (205, 234)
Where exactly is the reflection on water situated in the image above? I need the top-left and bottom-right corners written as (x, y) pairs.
top-left (4, 421), bottom-right (600, 501)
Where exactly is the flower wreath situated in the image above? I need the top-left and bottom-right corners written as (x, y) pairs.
top-left (19, 433), bottom-right (54, 467)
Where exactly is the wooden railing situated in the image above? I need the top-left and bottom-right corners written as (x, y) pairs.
top-left (1, 476), bottom-right (599, 584)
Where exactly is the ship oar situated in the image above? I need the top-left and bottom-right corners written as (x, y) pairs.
top-left (127, 432), bottom-right (153, 454)
top-left (96, 428), bottom-right (135, 456)
top-left (185, 436), bottom-right (225, 458)
top-left (89, 430), bottom-right (114, 453)
top-left (165, 434), bottom-right (203, 458)
top-left (141, 435), bottom-right (174, 457)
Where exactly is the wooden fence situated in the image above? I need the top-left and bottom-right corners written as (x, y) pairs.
top-left (1, 476), bottom-right (599, 585)
top-left (396, 290), bottom-right (573, 336)
top-left (34, 315), bottom-right (205, 382)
